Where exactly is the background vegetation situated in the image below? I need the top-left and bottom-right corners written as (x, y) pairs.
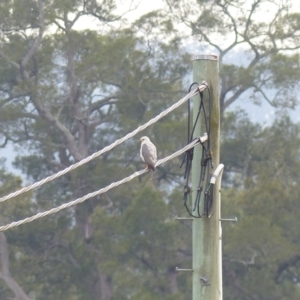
top-left (0, 0), bottom-right (299, 299)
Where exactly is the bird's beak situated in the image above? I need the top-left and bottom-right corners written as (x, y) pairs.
top-left (139, 138), bottom-right (142, 142)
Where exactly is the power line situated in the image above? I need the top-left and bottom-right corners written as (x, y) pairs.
top-left (0, 86), bottom-right (206, 204)
top-left (0, 136), bottom-right (206, 232)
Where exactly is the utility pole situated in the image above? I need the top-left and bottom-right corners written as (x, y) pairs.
top-left (192, 55), bottom-right (221, 300)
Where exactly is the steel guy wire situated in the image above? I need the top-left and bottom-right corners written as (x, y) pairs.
top-left (0, 85), bottom-right (206, 204)
top-left (0, 137), bottom-right (203, 232)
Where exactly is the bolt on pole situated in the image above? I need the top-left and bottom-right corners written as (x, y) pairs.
top-left (192, 55), bottom-right (221, 300)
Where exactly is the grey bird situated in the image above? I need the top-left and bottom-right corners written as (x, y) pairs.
top-left (140, 136), bottom-right (157, 178)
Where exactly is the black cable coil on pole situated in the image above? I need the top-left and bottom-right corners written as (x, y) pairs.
top-left (181, 82), bottom-right (214, 218)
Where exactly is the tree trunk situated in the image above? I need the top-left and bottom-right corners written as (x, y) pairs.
top-left (167, 267), bottom-right (178, 294)
top-left (0, 233), bottom-right (31, 300)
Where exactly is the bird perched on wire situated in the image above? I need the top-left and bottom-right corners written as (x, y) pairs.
top-left (140, 136), bottom-right (157, 179)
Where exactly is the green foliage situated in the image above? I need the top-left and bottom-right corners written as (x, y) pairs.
top-left (0, 0), bottom-right (194, 298)
top-left (0, 0), bottom-right (299, 299)
top-left (221, 112), bottom-right (300, 299)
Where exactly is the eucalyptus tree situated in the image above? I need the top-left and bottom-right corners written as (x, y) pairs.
top-left (166, 0), bottom-right (300, 113)
top-left (0, 0), bottom-right (192, 299)
top-left (221, 112), bottom-right (300, 299)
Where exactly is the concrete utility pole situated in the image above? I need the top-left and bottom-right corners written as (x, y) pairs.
top-left (192, 55), bottom-right (221, 300)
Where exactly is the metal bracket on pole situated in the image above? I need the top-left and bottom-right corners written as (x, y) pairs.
top-left (199, 132), bottom-right (208, 144)
top-left (175, 216), bottom-right (194, 220)
top-left (210, 163), bottom-right (224, 185)
top-left (205, 163), bottom-right (225, 218)
top-left (176, 267), bottom-right (194, 272)
top-left (219, 217), bottom-right (238, 222)
top-left (214, 165), bottom-right (238, 223)
top-left (200, 276), bottom-right (210, 286)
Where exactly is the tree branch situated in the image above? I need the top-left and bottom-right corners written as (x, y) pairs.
top-left (22, 0), bottom-right (45, 67)
top-left (0, 233), bottom-right (31, 300)
top-left (87, 96), bottom-right (118, 116)
top-left (30, 93), bottom-right (84, 161)
top-left (0, 136), bottom-right (8, 148)
top-left (0, 50), bottom-right (20, 70)
top-left (223, 85), bottom-right (250, 110)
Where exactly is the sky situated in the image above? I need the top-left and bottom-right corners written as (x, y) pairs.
top-left (124, 0), bottom-right (164, 18)
top-left (74, 0), bottom-right (165, 31)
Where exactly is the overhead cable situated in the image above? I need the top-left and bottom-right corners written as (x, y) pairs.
top-left (0, 137), bottom-right (204, 232)
top-left (0, 86), bottom-right (206, 204)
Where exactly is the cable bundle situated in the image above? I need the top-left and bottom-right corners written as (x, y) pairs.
top-left (181, 82), bottom-right (214, 218)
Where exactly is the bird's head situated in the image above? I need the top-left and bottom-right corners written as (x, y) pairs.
top-left (140, 136), bottom-right (150, 143)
